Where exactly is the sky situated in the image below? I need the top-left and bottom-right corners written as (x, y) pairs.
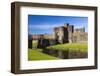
top-left (28, 15), bottom-right (88, 35)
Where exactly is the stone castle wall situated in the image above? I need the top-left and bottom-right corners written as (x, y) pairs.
top-left (31, 23), bottom-right (88, 44)
top-left (54, 23), bottom-right (87, 43)
top-left (32, 34), bottom-right (55, 40)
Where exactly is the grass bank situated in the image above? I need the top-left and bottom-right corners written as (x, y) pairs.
top-left (28, 49), bottom-right (60, 61)
top-left (47, 43), bottom-right (88, 53)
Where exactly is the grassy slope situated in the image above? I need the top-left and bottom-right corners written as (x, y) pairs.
top-left (47, 43), bottom-right (88, 52)
top-left (28, 49), bottom-right (60, 61)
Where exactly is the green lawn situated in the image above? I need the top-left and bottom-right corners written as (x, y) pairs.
top-left (28, 49), bottom-right (60, 61)
top-left (47, 43), bottom-right (88, 53)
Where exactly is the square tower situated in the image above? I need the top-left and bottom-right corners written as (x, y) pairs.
top-left (64, 23), bottom-right (74, 43)
top-left (54, 23), bottom-right (74, 44)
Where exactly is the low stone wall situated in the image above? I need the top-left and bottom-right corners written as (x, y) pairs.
top-left (42, 49), bottom-right (87, 59)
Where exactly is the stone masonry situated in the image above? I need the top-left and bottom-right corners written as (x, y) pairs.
top-left (28, 23), bottom-right (88, 48)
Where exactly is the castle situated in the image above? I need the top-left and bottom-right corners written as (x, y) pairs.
top-left (54, 23), bottom-right (87, 43)
top-left (28, 23), bottom-right (87, 48)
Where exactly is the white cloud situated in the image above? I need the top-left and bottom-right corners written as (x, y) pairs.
top-left (74, 25), bottom-right (85, 28)
top-left (29, 24), bottom-right (63, 30)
